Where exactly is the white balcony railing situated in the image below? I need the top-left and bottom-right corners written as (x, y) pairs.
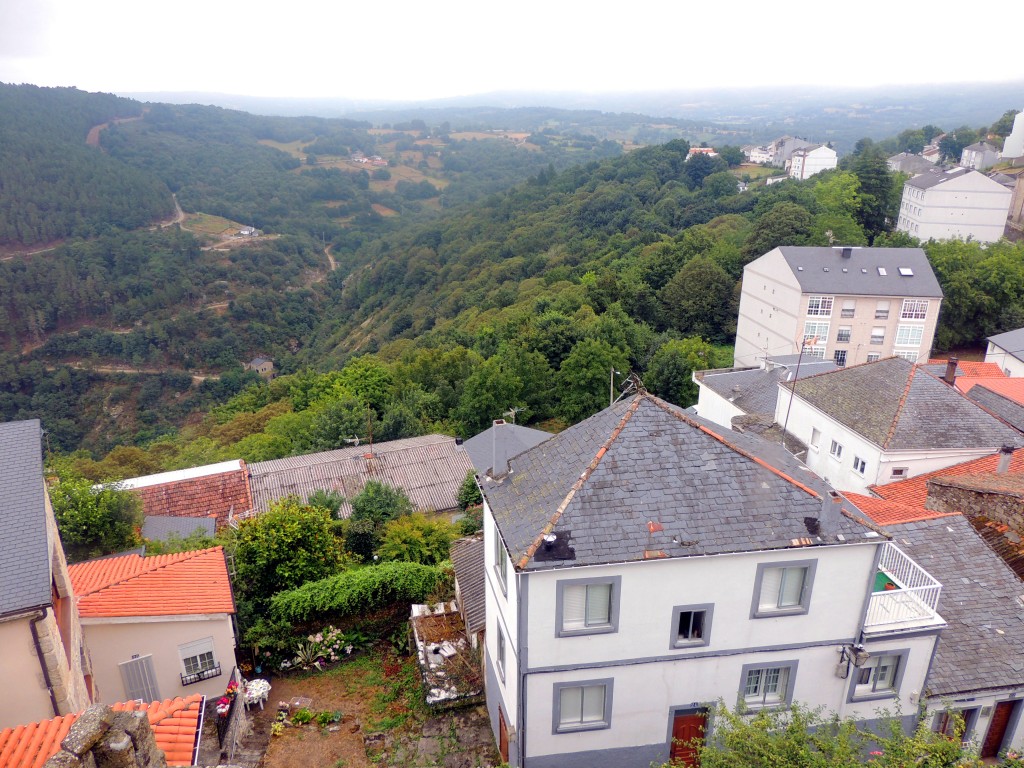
top-left (864, 542), bottom-right (942, 630)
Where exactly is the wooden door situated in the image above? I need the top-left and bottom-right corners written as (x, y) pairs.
top-left (982, 701), bottom-right (1016, 758)
top-left (670, 710), bottom-right (707, 766)
top-left (498, 707), bottom-right (509, 763)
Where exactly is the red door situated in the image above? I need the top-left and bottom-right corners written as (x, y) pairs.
top-left (982, 701), bottom-right (1016, 758)
top-left (498, 707), bottom-right (509, 763)
top-left (670, 710), bottom-right (707, 766)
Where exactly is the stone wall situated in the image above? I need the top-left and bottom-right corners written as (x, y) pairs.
top-left (926, 480), bottom-right (1024, 532)
top-left (44, 705), bottom-right (167, 768)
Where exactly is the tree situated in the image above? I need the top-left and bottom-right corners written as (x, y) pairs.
top-left (659, 256), bottom-right (737, 343)
top-left (376, 513), bottom-right (458, 565)
top-left (457, 469), bottom-right (483, 510)
top-left (938, 127), bottom-right (979, 162)
top-left (456, 356), bottom-right (524, 435)
top-left (556, 339), bottom-right (630, 422)
top-left (233, 498), bottom-right (343, 605)
top-left (307, 488), bottom-right (346, 517)
top-left (741, 201), bottom-right (813, 257)
top-left (644, 337), bottom-right (714, 406)
top-left (50, 478), bottom-right (143, 562)
top-left (851, 150), bottom-right (898, 242)
top-left (350, 480), bottom-right (414, 527)
top-left (717, 145), bottom-right (745, 167)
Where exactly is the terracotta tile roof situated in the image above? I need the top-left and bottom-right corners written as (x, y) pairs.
top-left (69, 547), bottom-right (234, 618)
top-left (870, 450), bottom-right (1024, 507)
top-left (927, 359), bottom-right (1006, 378)
top-left (0, 694), bottom-right (204, 768)
top-left (960, 377), bottom-right (1024, 402)
top-left (120, 461), bottom-right (252, 528)
top-left (843, 493), bottom-right (958, 526)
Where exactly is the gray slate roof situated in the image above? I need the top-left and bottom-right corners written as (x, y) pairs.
top-left (887, 153), bottom-right (936, 175)
top-left (0, 420), bottom-right (53, 618)
top-left (967, 386), bottom-right (1024, 433)
top-left (697, 358), bottom-right (837, 416)
top-left (450, 535), bottom-right (486, 634)
top-left (141, 514), bottom-right (217, 542)
top-left (885, 516), bottom-right (1024, 697)
top-left (905, 166), bottom-right (971, 190)
top-left (483, 393), bottom-right (877, 572)
top-left (786, 357), bottom-right (1023, 451)
top-left (248, 434), bottom-right (474, 516)
top-left (464, 422), bottom-right (552, 477)
top-left (775, 246), bottom-right (943, 298)
top-left (987, 327), bottom-right (1024, 363)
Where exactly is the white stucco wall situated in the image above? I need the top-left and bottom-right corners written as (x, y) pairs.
top-left (897, 172), bottom-right (1012, 243)
top-left (81, 614), bottom-right (236, 703)
top-left (985, 342), bottom-right (1024, 378)
top-left (484, 500), bottom-right (521, 740)
top-left (735, 249), bottom-right (804, 367)
top-left (693, 383), bottom-right (746, 429)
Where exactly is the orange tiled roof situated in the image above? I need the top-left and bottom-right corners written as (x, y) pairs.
top-left (928, 359), bottom-right (1006, 378)
top-left (69, 547), bottom-right (234, 618)
top-left (844, 492), bottom-right (959, 526)
top-left (133, 468), bottom-right (251, 528)
top-left (0, 694), bottom-right (203, 768)
top-left (870, 450), bottom-right (1024, 507)
top-left (959, 377), bottom-right (1024, 404)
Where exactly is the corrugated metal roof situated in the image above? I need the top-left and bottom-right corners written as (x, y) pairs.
top-left (248, 434), bottom-right (473, 516)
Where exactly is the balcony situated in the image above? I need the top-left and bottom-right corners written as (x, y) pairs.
top-left (181, 662), bottom-right (222, 686)
top-left (864, 543), bottom-right (943, 633)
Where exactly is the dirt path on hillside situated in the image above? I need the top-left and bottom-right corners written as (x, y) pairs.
top-left (85, 114), bottom-right (143, 147)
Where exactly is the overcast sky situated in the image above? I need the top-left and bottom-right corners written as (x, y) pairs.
top-left (1, 0), bottom-right (1021, 102)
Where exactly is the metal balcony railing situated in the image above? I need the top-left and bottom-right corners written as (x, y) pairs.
top-left (864, 542), bottom-right (942, 629)
top-left (181, 662), bottom-right (222, 686)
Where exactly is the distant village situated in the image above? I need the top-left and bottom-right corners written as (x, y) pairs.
top-left (6, 115), bottom-right (1024, 768)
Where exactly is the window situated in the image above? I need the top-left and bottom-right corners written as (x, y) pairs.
top-left (870, 327), bottom-right (885, 345)
top-left (895, 325), bottom-right (924, 347)
top-left (901, 299), bottom-right (928, 320)
top-left (890, 467), bottom-right (908, 479)
top-left (894, 350), bottom-right (919, 362)
top-left (557, 577), bottom-right (621, 636)
top-left (841, 300), bottom-right (856, 318)
top-left (740, 662), bottom-right (798, 708)
top-left (496, 626), bottom-right (506, 681)
top-left (179, 637), bottom-right (220, 685)
top-left (752, 561), bottom-right (816, 617)
top-left (494, 523), bottom-right (508, 595)
top-left (670, 604), bottom-right (713, 649)
top-left (875, 301), bottom-right (890, 320)
top-left (806, 296), bottom-right (833, 317)
top-left (867, 353), bottom-right (881, 362)
top-left (810, 428), bottom-right (821, 450)
top-left (849, 651), bottom-right (908, 702)
top-left (833, 350), bottom-right (847, 367)
top-left (853, 456), bottom-right (867, 475)
top-left (836, 326), bottom-right (851, 343)
top-left (829, 440), bottom-right (843, 460)
top-left (553, 680), bottom-right (613, 733)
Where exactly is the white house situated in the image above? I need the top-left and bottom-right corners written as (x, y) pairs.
top-left (896, 167), bottom-right (1012, 243)
top-left (986, 327), bottom-right (1024, 377)
top-left (734, 246), bottom-right (943, 369)
top-left (787, 145), bottom-right (837, 180)
top-left (960, 141), bottom-right (1000, 171)
top-left (482, 391), bottom-right (945, 768)
top-left (774, 356), bottom-right (1023, 494)
top-left (1001, 110), bottom-right (1024, 159)
top-left (743, 145), bottom-right (772, 164)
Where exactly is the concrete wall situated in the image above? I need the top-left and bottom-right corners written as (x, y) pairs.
top-left (693, 383), bottom-right (746, 429)
top-left (985, 342), bottom-right (1024, 377)
top-left (82, 614), bottom-right (236, 703)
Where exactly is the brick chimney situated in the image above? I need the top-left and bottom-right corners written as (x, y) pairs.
top-left (943, 357), bottom-right (959, 385)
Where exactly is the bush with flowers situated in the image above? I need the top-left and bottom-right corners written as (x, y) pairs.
top-left (1004, 751), bottom-right (1024, 766)
top-left (279, 625), bottom-right (370, 671)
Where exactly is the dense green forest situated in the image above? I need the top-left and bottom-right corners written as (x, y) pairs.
top-left (3, 83), bottom-right (1022, 467)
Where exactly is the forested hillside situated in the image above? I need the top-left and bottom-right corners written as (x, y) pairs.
top-left (0, 85), bottom-right (174, 246)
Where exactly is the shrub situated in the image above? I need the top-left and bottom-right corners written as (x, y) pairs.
top-left (292, 708), bottom-right (313, 725)
top-left (376, 513), bottom-right (457, 565)
top-left (457, 469), bottom-right (482, 510)
top-left (271, 561), bottom-right (451, 624)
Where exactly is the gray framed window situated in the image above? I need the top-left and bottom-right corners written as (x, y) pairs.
top-left (740, 661), bottom-right (798, 709)
top-left (848, 649), bottom-right (909, 702)
top-left (751, 560), bottom-right (817, 618)
top-left (496, 626), bottom-right (506, 682)
top-left (853, 456), bottom-right (867, 475)
top-left (553, 678), bottom-right (613, 733)
top-left (556, 576), bottom-right (621, 637)
top-left (670, 604), bottom-right (713, 649)
top-left (493, 522), bottom-right (508, 596)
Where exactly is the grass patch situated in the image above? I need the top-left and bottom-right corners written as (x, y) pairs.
top-left (182, 212), bottom-right (240, 236)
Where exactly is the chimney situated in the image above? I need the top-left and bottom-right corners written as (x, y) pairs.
top-left (943, 357), bottom-right (958, 385)
top-left (819, 489), bottom-right (843, 537)
top-left (997, 445), bottom-right (1015, 474)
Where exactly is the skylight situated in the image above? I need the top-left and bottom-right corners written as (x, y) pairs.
top-left (898, 267), bottom-right (914, 277)
top-left (877, 267), bottom-right (887, 276)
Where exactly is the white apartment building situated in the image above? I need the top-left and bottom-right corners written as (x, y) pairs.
top-left (896, 167), bottom-right (1012, 243)
top-left (734, 246), bottom-right (943, 369)
top-left (787, 145), bottom-right (837, 180)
